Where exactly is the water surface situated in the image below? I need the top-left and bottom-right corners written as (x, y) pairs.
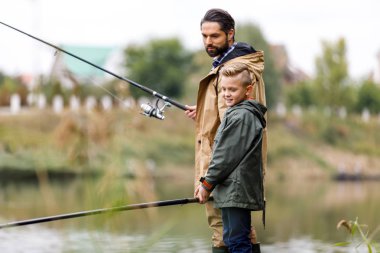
top-left (0, 175), bottom-right (379, 252)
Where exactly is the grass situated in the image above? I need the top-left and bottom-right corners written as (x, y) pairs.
top-left (336, 217), bottom-right (380, 252)
top-left (0, 108), bottom-right (195, 178)
top-left (0, 108), bottom-right (379, 180)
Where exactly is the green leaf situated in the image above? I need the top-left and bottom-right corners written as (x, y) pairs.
top-left (351, 222), bottom-right (358, 236)
top-left (334, 242), bottom-right (351, 247)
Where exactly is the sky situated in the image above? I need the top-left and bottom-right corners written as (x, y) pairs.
top-left (0, 0), bottom-right (379, 79)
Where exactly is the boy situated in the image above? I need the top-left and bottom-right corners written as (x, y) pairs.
top-left (195, 62), bottom-right (267, 253)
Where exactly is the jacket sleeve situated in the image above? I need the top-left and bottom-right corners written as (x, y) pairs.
top-left (204, 111), bottom-right (257, 188)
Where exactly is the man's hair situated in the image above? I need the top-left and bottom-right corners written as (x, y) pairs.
top-left (201, 8), bottom-right (235, 35)
top-left (220, 63), bottom-right (252, 87)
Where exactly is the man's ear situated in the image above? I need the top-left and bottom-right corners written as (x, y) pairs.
top-left (227, 29), bottom-right (235, 41)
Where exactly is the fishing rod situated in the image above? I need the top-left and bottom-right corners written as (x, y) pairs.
top-left (0, 197), bottom-right (212, 229)
top-left (0, 21), bottom-right (187, 120)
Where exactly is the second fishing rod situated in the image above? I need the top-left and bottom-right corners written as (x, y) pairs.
top-left (0, 21), bottom-right (187, 120)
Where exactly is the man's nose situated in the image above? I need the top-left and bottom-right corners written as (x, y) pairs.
top-left (205, 37), bottom-right (212, 45)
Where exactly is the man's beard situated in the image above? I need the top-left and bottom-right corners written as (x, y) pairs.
top-left (205, 39), bottom-right (229, 57)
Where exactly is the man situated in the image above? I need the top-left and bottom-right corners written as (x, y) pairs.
top-left (185, 8), bottom-right (267, 253)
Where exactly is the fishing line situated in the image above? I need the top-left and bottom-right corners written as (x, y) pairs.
top-left (0, 21), bottom-right (187, 119)
top-left (61, 67), bottom-right (131, 108)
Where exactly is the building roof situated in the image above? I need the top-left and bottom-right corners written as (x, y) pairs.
top-left (61, 45), bottom-right (115, 78)
top-left (49, 44), bottom-right (119, 88)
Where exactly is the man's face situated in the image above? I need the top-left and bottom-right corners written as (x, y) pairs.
top-left (201, 22), bottom-right (233, 58)
top-left (221, 75), bottom-right (252, 107)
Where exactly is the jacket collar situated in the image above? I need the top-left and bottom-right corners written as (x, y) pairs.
top-left (212, 42), bottom-right (257, 69)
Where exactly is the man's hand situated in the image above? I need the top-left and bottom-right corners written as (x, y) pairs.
top-left (185, 105), bottom-right (196, 120)
top-left (195, 184), bottom-right (211, 204)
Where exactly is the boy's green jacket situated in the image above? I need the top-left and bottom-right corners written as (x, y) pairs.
top-left (204, 100), bottom-right (267, 211)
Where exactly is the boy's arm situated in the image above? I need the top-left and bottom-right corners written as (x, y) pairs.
top-left (201, 112), bottom-right (259, 191)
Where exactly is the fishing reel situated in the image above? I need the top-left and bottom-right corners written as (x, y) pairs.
top-left (140, 99), bottom-right (171, 120)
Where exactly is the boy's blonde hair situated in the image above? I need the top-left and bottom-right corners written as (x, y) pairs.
top-left (220, 63), bottom-right (252, 87)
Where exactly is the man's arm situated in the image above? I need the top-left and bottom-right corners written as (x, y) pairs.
top-left (185, 105), bottom-right (196, 120)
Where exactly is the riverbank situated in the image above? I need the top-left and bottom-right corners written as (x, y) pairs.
top-left (1, 108), bottom-right (379, 181)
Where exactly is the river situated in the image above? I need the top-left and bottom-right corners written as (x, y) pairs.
top-left (0, 173), bottom-right (379, 252)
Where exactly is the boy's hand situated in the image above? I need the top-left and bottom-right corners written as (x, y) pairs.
top-left (185, 105), bottom-right (196, 120)
top-left (195, 185), bottom-right (211, 204)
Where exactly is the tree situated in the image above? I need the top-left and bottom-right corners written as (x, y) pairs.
top-left (236, 23), bottom-right (282, 109)
top-left (124, 38), bottom-right (190, 99)
top-left (286, 80), bottom-right (317, 107)
top-left (356, 80), bottom-right (380, 113)
top-left (0, 72), bottom-right (25, 106)
top-left (314, 38), bottom-right (354, 110)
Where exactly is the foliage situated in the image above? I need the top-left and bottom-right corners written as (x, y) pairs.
top-left (124, 38), bottom-right (191, 99)
top-left (314, 38), bottom-right (355, 110)
top-left (236, 23), bottom-right (282, 109)
top-left (0, 108), bottom-right (195, 174)
top-left (336, 217), bottom-right (380, 252)
top-left (267, 116), bottom-right (335, 174)
top-left (285, 38), bottom-right (362, 113)
top-left (0, 71), bottom-right (27, 106)
top-left (38, 78), bottom-right (67, 104)
top-left (356, 79), bottom-right (380, 113)
top-left (2, 107), bottom-right (379, 179)
top-left (298, 111), bottom-right (380, 156)
top-left (285, 80), bottom-right (317, 107)
top-left (182, 49), bottom-right (211, 102)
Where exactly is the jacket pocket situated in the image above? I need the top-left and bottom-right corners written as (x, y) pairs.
top-left (218, 178), bottom-right (238, 202)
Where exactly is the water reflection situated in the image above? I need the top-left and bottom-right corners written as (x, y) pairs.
top-left (0, 174), bottom-right (379, 252)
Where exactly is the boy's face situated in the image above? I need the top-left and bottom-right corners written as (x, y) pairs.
top-left (221, 75), bottom-right (252, 107)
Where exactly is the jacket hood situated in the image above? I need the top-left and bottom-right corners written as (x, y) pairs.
top-left (218, 42), bottom-right (257, 66)
top-left (230, 100), bottom-right (267, 128)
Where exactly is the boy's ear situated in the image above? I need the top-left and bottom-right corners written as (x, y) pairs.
top-left (246, 84), bottom-right (253, 96)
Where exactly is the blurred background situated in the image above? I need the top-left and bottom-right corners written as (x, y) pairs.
top-left (0, 0), bottom-right (380, 252)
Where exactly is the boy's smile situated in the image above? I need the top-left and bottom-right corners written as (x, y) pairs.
top-left (221, 75), bottom-right (252, 107)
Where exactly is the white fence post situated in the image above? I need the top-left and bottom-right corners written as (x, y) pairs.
top-left (291, 104), bottom-right (302, 117)
top-left (10, 94), bottom-right (21, 114)
top-left (121, 97), bottom-right (136, 110)
top-left (53, 95), bottom-right (64, 114)
top-left (37, 94), bottom-right (46, 109)
top-left (275, 102), bottom-right (286, 118)
top-left (101, 95), bottom-right (112, 111)
top-left (338, 106), bottom-right (347, 119)
top-left (70, 96), bottom-right (80, 112)
top-left (85, 96), bottom-right (97, 112)
top-left (361, 108), bottom-right (370, 123)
